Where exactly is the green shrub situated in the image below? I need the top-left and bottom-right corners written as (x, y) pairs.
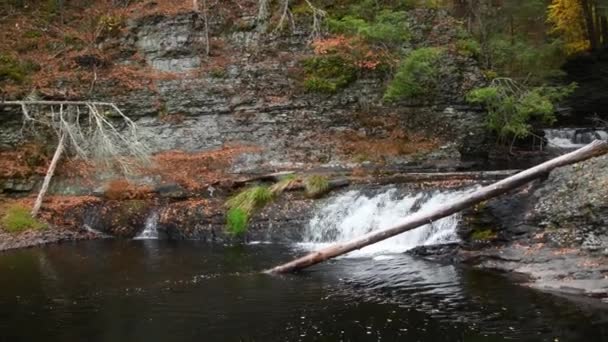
top-left (302, 55), bottom-right (357, 93)
top-left (467, 78), bottom-right (576, 140)
top-left (328, 10), bottom-right (410, 45)
top-left (456, 38), bottom-right (481, 58)
top-left (1, 205), bottom-right (46, 233)
top-left (484, 35), bottom-right (566, 82)
top-left (0, 54), bottom-right (31, 84)
top-left (324, 0), bottom-right (445, 19)
top-left (304, 175), bottom-right (330, 198)
top-left (384, 47), bottom-right (443, 101)
top-left (226, 208), bottom-right (248, 236)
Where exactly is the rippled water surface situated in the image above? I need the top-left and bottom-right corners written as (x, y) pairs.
top-left (0, 240), bottom-right (607, 342)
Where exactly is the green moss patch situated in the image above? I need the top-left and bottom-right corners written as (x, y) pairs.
top-left (1, 204), bottom-right (46, 233)
top-left (470, 229), bottom-right (497, 241)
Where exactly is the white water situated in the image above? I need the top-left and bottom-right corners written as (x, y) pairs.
top-left (83, 224), bottom-right (111, 238)
top-left (299, 187), bottom-right (474, 258)
top-left (134, 211), bottom-right (159, 240)
top-left (544, 128), bottom-right (608, 149)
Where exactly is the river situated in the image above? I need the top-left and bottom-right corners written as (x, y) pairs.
top-left (0, 240), bottom-right (607, 341)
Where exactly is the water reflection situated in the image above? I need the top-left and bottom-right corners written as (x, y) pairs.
top-left (0, 241), bottom-right (606, 341)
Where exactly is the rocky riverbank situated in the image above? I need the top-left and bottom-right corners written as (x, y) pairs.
top-left (412, 153), bottom-right (608, 302)
top-left (1, 153), bottom-right (607, 305)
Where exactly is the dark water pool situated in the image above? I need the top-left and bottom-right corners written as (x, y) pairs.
top-left (0, 240), bottom-right (607, 341)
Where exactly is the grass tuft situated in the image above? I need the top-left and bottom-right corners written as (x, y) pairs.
top-left (226, 207), bottom-right (249, 236)
top-left (304, 175), bottom-right (330, 198)
top-left (1, 204), bottom-right (46, 233)
top-left (225, 186), bottom-right (274, 235)
top-left (226, 186), bottom-right (274, 215)
top-left (269, 174), bottom-right (299, 195)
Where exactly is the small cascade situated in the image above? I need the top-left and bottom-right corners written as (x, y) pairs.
top-left (83, 224), bottom-right (111, 238)
top-left (544, 128), bottom-right (608, 149)
top-left (134, 211), bottom-right (160, 240)
top-left (300, 187), bottom-right (474, 258)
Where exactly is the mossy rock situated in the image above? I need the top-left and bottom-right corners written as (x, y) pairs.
top-left (470, 228), bottom-right (497, 241)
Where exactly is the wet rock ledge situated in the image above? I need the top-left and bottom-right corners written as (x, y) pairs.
top-left (411, 154), bottom-right (608, 302)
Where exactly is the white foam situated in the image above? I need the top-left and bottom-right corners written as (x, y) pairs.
top-left (134, 211), bottom-right (159, 240)
top-left (298, 188), bottom-right (474, 258)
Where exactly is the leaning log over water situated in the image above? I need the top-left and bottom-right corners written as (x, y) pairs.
top-left (265, 140), bottom-right (608, 274)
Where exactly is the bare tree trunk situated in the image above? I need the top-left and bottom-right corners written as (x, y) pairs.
top-left (32, 134), bottom-right (65, 217)
top-left (601, 14), bottom-right (608, 47)
top-left (265, 140), bottom-right (608, 274)
top-left (582, 0), bottom-right (599, 50)
top-left (202, 0), bottom-right (210, 56)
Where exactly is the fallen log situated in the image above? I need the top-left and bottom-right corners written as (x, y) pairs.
top-left (265, 140), bottom-right (608, 274)
top-left (372, 170), bottom-right (521, 184)
top-left (233, 171), bottom-right (295, 187)
top-left (286, 178), bottom-right (350, 192)
top-left (32, 134), bottom-right (65, 217)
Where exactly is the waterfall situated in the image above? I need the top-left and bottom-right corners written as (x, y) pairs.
top-left (544, 128), bottom-right (608, 149)
top-left (299, 187), bottom-right (473, 258)
top-left (83, 224), bottom-right (112, 238)
top-left (134, 211), bottom-right (160, 240)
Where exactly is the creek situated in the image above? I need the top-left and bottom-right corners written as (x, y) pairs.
top-left (1, 187), bottom-right (608, 341)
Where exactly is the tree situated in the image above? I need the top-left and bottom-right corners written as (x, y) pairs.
top-left (193, 0), bottom-right (210, 56)
top-left (548, 0), bottom-right (608, 54)
top-left (257, 0), bottom-right (326, 39)
top-left (467, 78), bottom-right (576, 148)
top-left (3, 100), bottom-right (149, 217)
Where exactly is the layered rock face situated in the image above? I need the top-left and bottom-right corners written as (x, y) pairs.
top-left (451, 153), bottom-right (608, 299)
top-left (0, 8), bottom-right (489, 175)
top-left (532, 154), bottom-right (608, 251)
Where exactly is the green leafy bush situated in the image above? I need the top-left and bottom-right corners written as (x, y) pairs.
top-left (467, 78), bottom-right (576, 140)
top-left (484, 35), bottom-right (566, 82)
top-left (456, 38), bottom-right (481, 58)
top-left (303, 55), bottom-right (357, 93)
top-left (384, 47), bottom-right (443, 101)
top-left (1, 204), bottom-right (46, 233)
top-left (324, 0), bottom-right (446, 19)
top-left (328, 10), bottom-right (410, 45)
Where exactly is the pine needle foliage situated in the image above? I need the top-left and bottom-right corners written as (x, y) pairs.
top-left (384, 47), bottom-right (443, 101)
